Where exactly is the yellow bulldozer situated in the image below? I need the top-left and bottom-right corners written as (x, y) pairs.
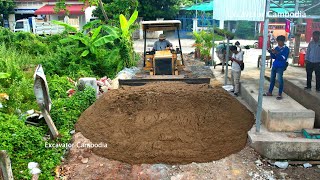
top-left (118, 20), bottom-right (210, 86)
top-left (142, 20), bottom-right (184, 75)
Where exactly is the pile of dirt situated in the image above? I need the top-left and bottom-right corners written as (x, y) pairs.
top-left (76, 82), bottom-right (254, 164)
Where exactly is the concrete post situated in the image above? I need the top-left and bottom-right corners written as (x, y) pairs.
top-left (219, 20), bottom-right (224, 29)
top-left (224, 21), bottom-right (231, 85)
top-left (193, 18), bottom-right (198, 32)
top-left (8, 14), bottom-right (15, 31)
top-left (293, 0), bottom-right (301, 64)
top-left (211, 19), bottom-right (215, 66)
top-left (224, 37), bottom-right (230, 85)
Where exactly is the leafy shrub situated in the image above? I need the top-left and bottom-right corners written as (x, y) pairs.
top-left (0, 112), bottom-right (68, 180)
top-left (0, 45), bottom-right (42, 114)
top-left (13, 32), bottom-right (49, 55)
top-left (41, 46), bottom-right (95, 79)
top-left (38, 33), bottom-right (68, 52)
top-left (50, 87), bottom-right (96, 130)
top-left (1, 77), bottom-right (38, 114)
top-left (0, 87), bottom-right (96, 180)
top-left (0, 10), bottom-right (137, 179)
top-left (46, 75), bottom-right (74, 99)
top-left (0, 27), bottom-right (14, 46)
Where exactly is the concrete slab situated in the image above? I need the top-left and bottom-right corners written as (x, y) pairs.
top-left (248, 125), bottom-right (320, 160)
top-left (208, 47), bottom-right (320, 160)
top-left (265, 70), bottom-right (320, 128)
top-left (240, 80), bottom-right (315, 132)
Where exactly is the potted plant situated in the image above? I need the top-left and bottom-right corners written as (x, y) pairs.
top-left (199, 30), bottom-right (214, 65)
top-left (192, 31), bottom-right (204, 59)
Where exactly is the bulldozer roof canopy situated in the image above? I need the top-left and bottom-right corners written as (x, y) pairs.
top-left (141, 20), bottom-right (181, 31)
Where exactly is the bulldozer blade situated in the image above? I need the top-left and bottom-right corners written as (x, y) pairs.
top-left (118, 78), bottom-right (211, 87)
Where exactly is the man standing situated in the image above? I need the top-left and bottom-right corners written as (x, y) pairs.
top-left (264, 35), bottom-right (290, 100)
top-left (305, 31), bottom-right (320, 92)
top-left (153, 34), bottom-right (172, 51)
top-left (229, 45), bottom-right (243, 97)
top-left (269, 31), bottom-right (276, 48)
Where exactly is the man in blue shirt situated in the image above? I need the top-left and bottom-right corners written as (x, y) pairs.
top-left (305, 31), bottom-right (320, 92)
top-left (264, 35), bottom-right (290, 100)
top-left (153, 34), bottom-right (172, 51)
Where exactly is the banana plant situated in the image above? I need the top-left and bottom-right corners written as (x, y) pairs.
top-left (0, 72), bottom-right (10, 79)
top-left (118, 10), bottom-right (138, 67)
top-left (58, 21), bottom-right (120, 57)
top-left (119, 10), bottom-right (138, 40)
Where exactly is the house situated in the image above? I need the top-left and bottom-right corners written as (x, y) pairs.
top-left (9, 0), bottom-right (96, 31)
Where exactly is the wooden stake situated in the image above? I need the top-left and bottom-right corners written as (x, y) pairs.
top-left (0, 150), bottom-right (14, 180)
top-left (41, 105), bottom-right (59, 139)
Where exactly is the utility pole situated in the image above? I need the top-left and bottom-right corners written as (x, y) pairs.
top-left (196, 0), bottom-right (198, 19)
top-left (293, 0), bottom-right (301, 64)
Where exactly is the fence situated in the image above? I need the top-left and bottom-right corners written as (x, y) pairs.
top-left (175, 15), bottom-right (219, 39)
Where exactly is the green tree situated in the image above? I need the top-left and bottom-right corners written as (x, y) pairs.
top-left (235, 21), bottom-right (255, 39)
top-left (0, 0), bottom-right (15, 27)
top-left (93, 0), bottom-right (138, 24)
top-left (181, 0), bottom-right (203, 7)
top-left (138, 0), bottom-right (183, 20)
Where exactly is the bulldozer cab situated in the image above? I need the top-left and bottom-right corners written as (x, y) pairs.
top-left (142, 20), bottom-right (184, 75)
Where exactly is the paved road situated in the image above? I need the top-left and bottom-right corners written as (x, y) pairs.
top-left (134, 38), bottom-right (309, 54)
top-left (134, 39), bottom-right (258, 53)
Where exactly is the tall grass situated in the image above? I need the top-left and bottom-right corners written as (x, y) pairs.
top-left (0, 43), bottom-right (44, 77)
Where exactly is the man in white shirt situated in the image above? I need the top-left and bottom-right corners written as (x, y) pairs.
top-left (269, 31), bottom-right (276, 48)
top-left (229, 45), bottom-right (244, 96)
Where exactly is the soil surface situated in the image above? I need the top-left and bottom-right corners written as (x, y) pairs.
top-left (183, 54), bottom-right (214, 78)
top-left (57, 50), bottom-right (320, 179)
top-left (58, 132), bottom-right (320, 180)
top-left (76, 82), bottom-right (254, 164)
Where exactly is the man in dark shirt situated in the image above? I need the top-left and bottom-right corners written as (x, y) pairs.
top-left (305, 31), bottom-right (320, 92)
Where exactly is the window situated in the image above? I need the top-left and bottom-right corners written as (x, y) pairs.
top-left (15, 22), bottom-right (24, 29)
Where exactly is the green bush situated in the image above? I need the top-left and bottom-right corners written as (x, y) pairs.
top-left (46, 75), bottom-right (74, 99)
top-left (0, 45), bottom-right (43, 114)
top-left (0, 11), bottom-right (137, 179)
top-left (0, 113), bottom-right (54, 179)
top-left (41, 46), bottom-right (95, 79)
top-left (1, 77), bottom-right (38, 114)
top-left (0, 87), bottom-right (96, 180)
top-left (13, 32), bottom-right (49, 55)
top-left (50, 87), bottom-right (96, 131)
top-left (0, 27), bottom-right (14, 46)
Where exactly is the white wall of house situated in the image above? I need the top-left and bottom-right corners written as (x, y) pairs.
top-left (9, 1), bottom-right (96, 32)
top-left (85, 6), bottom-right (96, 23)
top-left (79, 15), bottom-right (86, 30)
top-left (15, 1), bottom-right (43, 10)
top-left (48, 15), bottom-right (58, 21)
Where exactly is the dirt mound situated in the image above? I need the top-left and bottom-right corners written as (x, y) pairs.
top-left (76, 82), bottom-right (254, 164)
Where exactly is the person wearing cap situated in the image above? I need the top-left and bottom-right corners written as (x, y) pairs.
top-left (153, 34), bottom-right (172, 51)
top-left (305, 31), bottom-right (320, 92)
